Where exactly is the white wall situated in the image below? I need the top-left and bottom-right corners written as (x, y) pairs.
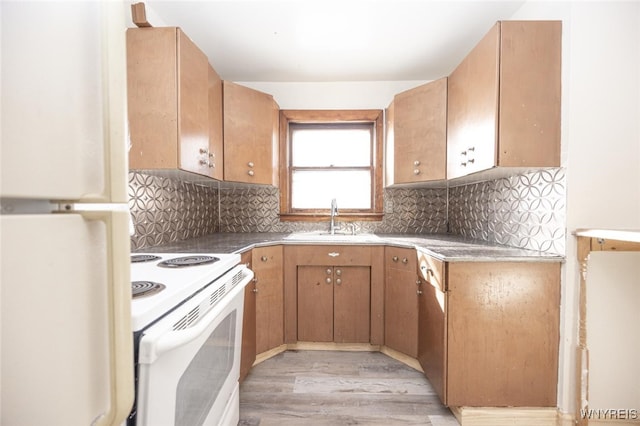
top-left (512, 0), bottom-right (640, 418)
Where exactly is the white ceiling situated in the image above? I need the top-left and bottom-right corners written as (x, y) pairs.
top-left (141, 0), bottom-right (526, 82)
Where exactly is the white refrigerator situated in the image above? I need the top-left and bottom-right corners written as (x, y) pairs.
top-left (1, 2), bottom-right (134, 425)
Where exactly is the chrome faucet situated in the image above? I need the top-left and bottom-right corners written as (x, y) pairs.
top-left (329, 198), bottom-right (341, 235)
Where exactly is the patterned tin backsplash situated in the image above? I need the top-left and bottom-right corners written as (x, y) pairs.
top-left (129, 168), bottom-right (566, 255)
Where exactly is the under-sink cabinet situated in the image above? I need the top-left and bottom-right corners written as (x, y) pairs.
top-left (384, 246), bottom-right (420, 358)
top-left (297, 266), bottom-right (370, 343)
top-left (283, 245), bottom-right (385, 345)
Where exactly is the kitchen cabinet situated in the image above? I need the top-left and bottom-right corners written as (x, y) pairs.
top-left (384, 247), bottom-right (420, 358)
top-left (417, 253), bottom-right (561, 407)
top-left (253, 245), bottom-right (284, 354)
top-left (283, 245), bottom-right (385, 345)
top-left (389, 78), bottom-right (447, 185)
top-left (239, 251), bottom-right (255, 383)
top-left (416, 252), bottom-right (447, 403)
top-left (297, 266), bottom-right (371, 343)
top-left (127, 27), bottom-right (219, 178)
top-left (223, 81), bottom-right (279, 186)
top-left (447, 21), bottom-right (561, 179)
top-left (207, 64), bottom-right (224, 180)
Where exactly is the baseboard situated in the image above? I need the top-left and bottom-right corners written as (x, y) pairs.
top-left (451, 406), bottom-right (558, 426)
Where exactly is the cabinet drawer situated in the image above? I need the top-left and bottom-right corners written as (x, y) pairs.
top-left (290, 245), bottom-right (374, 266)
top-left (385, 246), bottom-right (417, 272)
top-left (417, 251), bottom-right (445, 291)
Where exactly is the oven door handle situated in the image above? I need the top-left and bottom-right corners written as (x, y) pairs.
top-left (140, 271), bottom-right (252, 364)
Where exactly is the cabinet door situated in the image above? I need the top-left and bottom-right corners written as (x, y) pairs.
top-left (297, 266), bottom-right (334, 342)
top-left (418, 277), bottom-right (447, 404)
top-left (253, 245), bottom-right (284, 354)
top-left (127, 28), bottom-right (211, 177)
top-left (393, 78), bottom-right (447, 184)
top-left (176, 29), bottom-right (209, 175)
top-left (334, 266), bottom-right (370, 343)
top-left (207, 64), bottom-right (224, 180)
top-left (447, 23), bottom-right (500, 179)
top-left (223, 81), bottom-right (279, 185)
top-left (384, 248), bottom-right (419, 358)
top-left (239, 251), bottom-right (255, 383)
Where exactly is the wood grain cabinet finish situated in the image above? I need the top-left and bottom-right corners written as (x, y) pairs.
top-left (297, 265), bottom-right (370, 343)
top-left (417, 256), bottom-right (561, 407)
top-left (239, 251), bottom-right (255, 383)
top-left (384, 247), bottom-right (420, 358)
top-left (126, 27), bottom-right (220, 178)
top-left (223, 81), bottom-right (279, 186)
top-left (447, 21), bottom-right (561, 179)
top-left (252, 245), bottom-right (284, 355)
top-left (390, 78), bottom-right (447, 185)
top-left (284, 245), bottom-right (385, 345)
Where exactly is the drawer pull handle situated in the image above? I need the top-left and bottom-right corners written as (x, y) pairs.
top-left (392, 256), bottom-right (399, 262)
top-left (402, 257), bottom-right (408, 264)
top-left (328, 252), bottom-right (340, 257)
top-left (261, 256), bottom-right (268, 262)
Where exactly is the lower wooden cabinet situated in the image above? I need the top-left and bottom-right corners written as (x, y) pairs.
top-left (297, 266), bottom-right (370, 343)
top-left (253, 245), bottom-right (284, 354)
top-left (384, 246), bottom-right (420, 358)
top-left (417, 251), bottom-right (561, 407)
top-left (239, 250), bottom-right (255, 383)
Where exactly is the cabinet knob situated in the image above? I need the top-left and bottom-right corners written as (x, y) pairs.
top-left (335, 278), bottom-right (342, 285)
top-left (335, 269), bottom-right (342, 276)
top-left (417, 290), bottom-right (423, 295)
top-left (209, 163), bottom-right (214, 168)
top-left (413, 169), bottom-right (420, 175)
top-left (247, 170), bottom-right (255, 176)
top-left (199, 159), bottom-right (208, 166)
top-left (461, 162), bottom-right (467, 167)
top-left (328, 252), bottom-right (340, 257)
top-left (209, 153), bottom-right (214, 158)
top-left (468, 158), bottom-right (475, 164)
top-left (416, 279), bottom-right (422, 286)
top-left (392, 256), bottom-right (399, 262)
top-left (326, 268), bottom-right (332, 275)
top-left (402, 257), bottom-right (408, 264)
top-left (326, 277), bottom-right (332, 284)
top-left (261, 256), bottom-right (268, 262)
top-left (413, 160), bottom-right (420, 166)
top-left (199, 148), bottom-right (209, 154)
top-left (248, 162), bottom-right (254, 168)
top-left (252, 288), bottom-right (259, 293)
top-left (468, 146), bottom-right (475, 152)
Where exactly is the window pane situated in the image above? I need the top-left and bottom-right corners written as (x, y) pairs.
top-left (291, 170), bottom-right (371, 209)
top-left (291, 127), bottom-right (371, 167)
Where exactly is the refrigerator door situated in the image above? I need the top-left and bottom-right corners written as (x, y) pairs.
top-left (0, 1), bottom-right (128, 203)
top-left (0, 211), bottom-right (133, 426)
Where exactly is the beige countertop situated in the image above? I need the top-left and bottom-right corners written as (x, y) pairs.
top-left (136, 232), bottom-right (564, 262)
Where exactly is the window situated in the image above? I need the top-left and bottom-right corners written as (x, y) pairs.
top-left (279, 110), bottom-right (383, 220)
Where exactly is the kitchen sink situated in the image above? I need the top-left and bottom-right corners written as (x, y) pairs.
top-left (283, 231), bottom-right (381, 243)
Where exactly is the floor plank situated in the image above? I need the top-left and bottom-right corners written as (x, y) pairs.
top-left (239, 350), bottom-right (459, 425)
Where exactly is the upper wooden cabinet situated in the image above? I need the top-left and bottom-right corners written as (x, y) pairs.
top-left (223, 81), bottom-right (279, 186)
top-left (447, 21), bottom-right (561, 179)
top-left (207, 64), bottom-right (224, 180)
top-left (127, 27), bottom-right (219, 178)
top-left (389, 78), bottom-right (447, 185)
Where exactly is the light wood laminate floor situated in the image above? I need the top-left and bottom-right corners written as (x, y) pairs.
top-left (239, 350), bottom-right (459, 425)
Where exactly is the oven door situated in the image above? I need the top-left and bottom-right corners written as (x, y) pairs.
top-left (136, 266), bottom-right (252, 426)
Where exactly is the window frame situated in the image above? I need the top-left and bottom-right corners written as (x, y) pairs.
top-left (279, 109), bottom-right (384, 221)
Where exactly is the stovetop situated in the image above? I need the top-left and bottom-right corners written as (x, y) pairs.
top-left (130, 252), bottom-right (241, 331)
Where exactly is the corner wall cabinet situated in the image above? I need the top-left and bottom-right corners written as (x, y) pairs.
top-left (389, 78), bottom-right (447, 185)
top-left (127, 27), bottom-right (218, 178)
top-left (223, 81), bottom-right (280, 186)
top-left (447, 21), bottom-right (561, 179)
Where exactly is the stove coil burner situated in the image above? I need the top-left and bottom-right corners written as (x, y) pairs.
top-left (131, 254), bottom-right (162, 263)
top-left (132, 281), bottom-right (166, 299)
top-left (158, 255), bottom-right (220, 268)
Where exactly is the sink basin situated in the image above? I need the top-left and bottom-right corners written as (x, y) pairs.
top-left (284, 231), bottom-right (381, 243)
